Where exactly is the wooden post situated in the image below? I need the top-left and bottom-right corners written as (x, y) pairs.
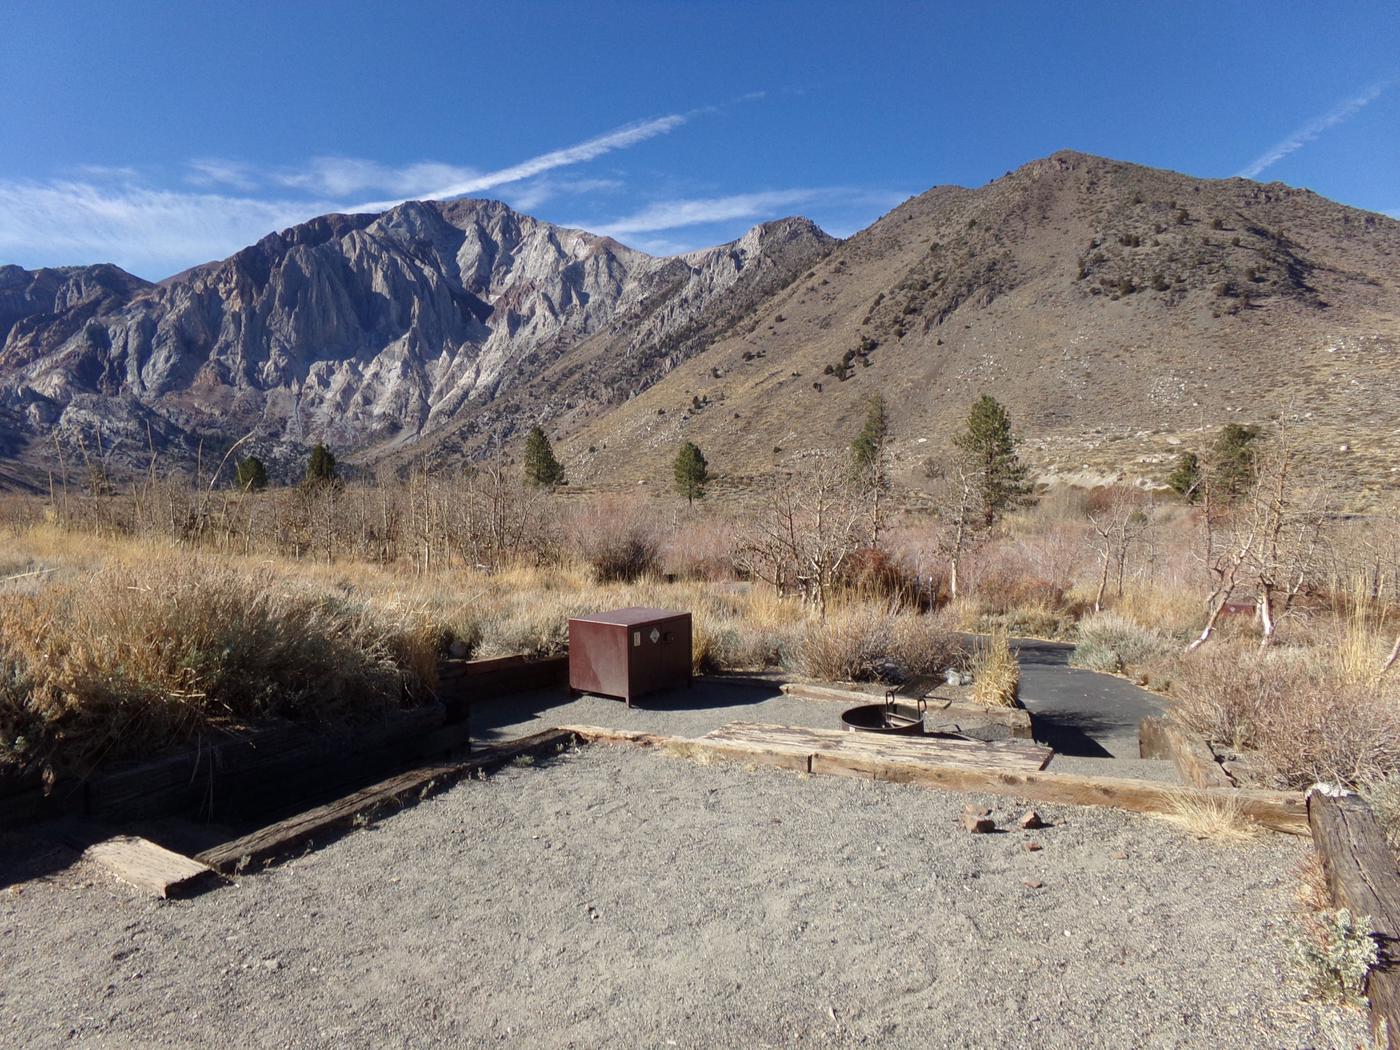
top-left (1308, 793), bottom-right (1400, 1048)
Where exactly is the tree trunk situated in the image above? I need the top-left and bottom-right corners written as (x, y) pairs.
top-left (1094, 555), bottom-right (1110, 613)
top-left (1382, 634), bottom-right (1400, 676)
top-left (1187, 598), bottom-right (1230, 652)
top-left (1258, 588), bottom-right (1277, 647)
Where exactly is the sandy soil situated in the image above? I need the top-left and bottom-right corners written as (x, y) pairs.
top-left (0, 745), bottom-right (1365, 1049)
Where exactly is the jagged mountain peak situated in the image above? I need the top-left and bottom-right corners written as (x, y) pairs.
top-left (0, 193), bottom-right (835, 478)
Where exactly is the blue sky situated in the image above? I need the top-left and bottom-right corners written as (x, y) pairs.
top-left (1, 2), bottom-right (1397, 280)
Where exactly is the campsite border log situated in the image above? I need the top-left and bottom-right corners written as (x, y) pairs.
top-left (1308, 793), bottom-right (1400, 1048)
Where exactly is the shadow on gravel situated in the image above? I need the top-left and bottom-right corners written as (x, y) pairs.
top-left (639, 683), bottom-right (782, 713)
top-left (470, 681), bottom-right (784, 737)
top-left (0, 832), bottom-right (80, 890)
top-left (1029, 711), bottom-right (1118, 758)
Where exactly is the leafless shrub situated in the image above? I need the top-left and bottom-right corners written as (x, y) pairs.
top-left (734, 453), bottom-right (868, 619)
top-left (796, 606), bottom-right (963, 683)
top-left (1172, 644), bottom-right (1400, 788)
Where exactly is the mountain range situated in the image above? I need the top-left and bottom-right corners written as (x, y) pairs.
top-left (2, 150), bottom-right (1397, 502)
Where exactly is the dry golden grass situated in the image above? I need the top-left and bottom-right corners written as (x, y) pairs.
top-left (4, 477), bottom-right (1395, 802)
top-left (1159, 789), bottom-right (1261, 842)
top-left (1334, 576), bottom-right (1393, 688)
top-left (0, 519), bottom-right (970, 782)
top-left (0, 550), bottom-right (445, 784)
top-left (970, 628), bottom-right (1020, 707)
top-left (1110, 584), bottom-right (1203, 640)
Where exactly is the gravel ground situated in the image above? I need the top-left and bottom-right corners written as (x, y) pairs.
top-left (0, 746), bottom-right (1364, 1049)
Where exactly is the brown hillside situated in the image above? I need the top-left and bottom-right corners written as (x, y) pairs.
top-left (559, 151), bottom-right (1400, 506)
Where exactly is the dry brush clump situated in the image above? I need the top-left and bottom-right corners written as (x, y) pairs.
top-left (953, 542), bottom-right (1082, 639)
top-left (968, 628), bottom-right (1020, 707)
top-left (0, 555), bottom-right (443, 786)
top-left (1160, 789), bottom-right (1260, 842)
top-left (1070, 611), bottom-right (1177, 675)
top-left (795, 605), bottom-right (965, 684)
top-left (1171, 644), bottom-right (1400, 789)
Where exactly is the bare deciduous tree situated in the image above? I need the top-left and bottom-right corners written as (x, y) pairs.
top-left (1188, 425), bottom-right (1328, 650)
top-left (734, 453), bottom-right (868, 619)
top-left (921, 458), bottom-right (982, 601)
top-left (1086, 489), bottom-right (1154, 612)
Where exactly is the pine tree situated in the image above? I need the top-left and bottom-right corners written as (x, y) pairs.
top-left (850, 395), bottom-right (889, 474)
top-left (1211, 423), bottom-right (1260, 498)
top-left (235, 455), bottom-right (268, 492)
top-left (303, 443), bottom-right (337, 488)
top-left (953, 395), bottom-right (1032, 527)
top-left (673, 442), bottom-right (708, 505)
top-left (1165, 451), bottom-right (1202, 502)
top-left (523, 425), bottom-right (565, 488)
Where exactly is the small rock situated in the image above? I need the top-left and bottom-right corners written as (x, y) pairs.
top-left (1019, 810), bottom-right (1046, 830)
top-left (1022, 879), bottom-right (1043, 889)
top-left (262, 958), bottom-right (281, 971)
top-left (1023, 841), bottom-right (1043, 852)
top-left (1111, 851), bottom-right (1128, 860)
top-left (962, 806), bottom-right (995, 834)
top-left (448, 639), bottom-right (470, 659)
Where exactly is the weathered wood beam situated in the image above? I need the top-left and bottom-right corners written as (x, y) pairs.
top-left (1308, 793), bottom-right (1400, 1048)
top-left (812, 752), bottom-right (1305, 834)
top-left (195, 728), bottom-right (576, 874)
top-left (703, 721), bottom-right (1053, 773)
top-left (44, 822), bottom-right (213, 898)
top-left (1163, 723), bottom-right (1233, 789)
top-left (560, 722), bottom-right (1307, 835)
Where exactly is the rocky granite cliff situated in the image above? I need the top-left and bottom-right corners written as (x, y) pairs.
top-left (0, 200), bottom-right (833, 480)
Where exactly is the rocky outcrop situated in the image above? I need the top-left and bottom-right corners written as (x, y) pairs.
top-left (0, 200), bottom-right (833, 478)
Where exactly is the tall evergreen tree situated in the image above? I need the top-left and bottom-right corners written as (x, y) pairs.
top-left (953, 395), bottom-right (1032, 527)
top-left (850, 395), bottom-right (890, 474)
top-left (235, 455), bottom-right (268, 492)
top-left (1210, 423), bottom-right (1260, 498)
top-left (1165, 451), bottom-right (1203, 502)
top-left (303, 443), bottom-right (337, 487)
top-left (523, 425), bottom-right (565, 488)
top-left (673, 442), bottom-right (709, 505)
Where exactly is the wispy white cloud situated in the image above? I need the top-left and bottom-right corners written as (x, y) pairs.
top-left (586, 189), bottom-right (824, 236)
top-left (583, 187), bottom-right (904, 237)
top-left (1237, 79), bottom-right (1392, 179)
top-left (352, 114), bottom-right (687, 210)
top-left (185, 158), bottom-right (260, 191)
top-left (0, 179), bottom-right (337, 278)
top-left (502, 176), bottom-right (623, 213)
top-left (0, 114), bottom-right (690, 278)
top-left (271, 157), bottom-right (481, 199)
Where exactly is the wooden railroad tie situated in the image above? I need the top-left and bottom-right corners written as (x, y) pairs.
top-left (562, 721), bottom-right (1308, 835)
top-left (1309, 793), bottom-right (1400, 1049)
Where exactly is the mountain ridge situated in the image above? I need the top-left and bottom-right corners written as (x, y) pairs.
top-left (2, 150), bottom-right (1397, 501)
top-left (0, 198), bottom-right (834, 479)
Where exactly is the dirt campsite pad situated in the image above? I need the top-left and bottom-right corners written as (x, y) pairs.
top-left (0, 744), bottom-right (1366, 1049)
